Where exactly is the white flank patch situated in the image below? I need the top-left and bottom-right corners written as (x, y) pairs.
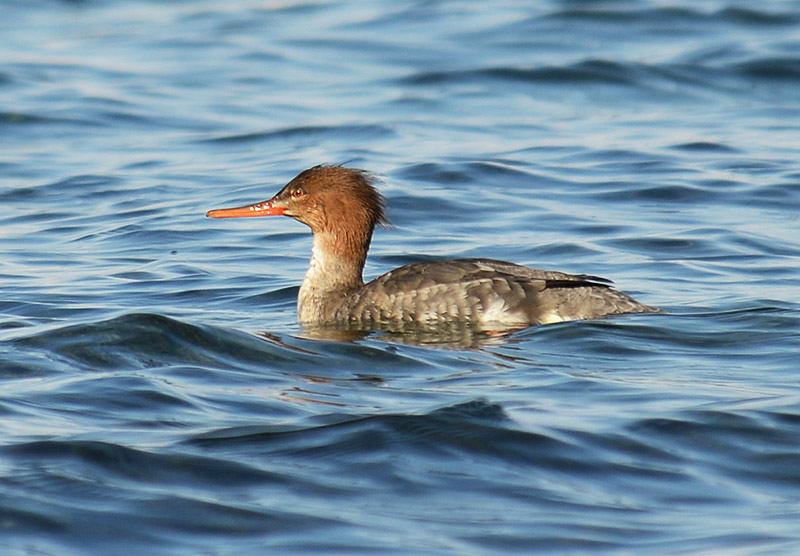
top-left (479, 298), bottom-right (523, 325)
top-left (537, 310), bottom-right (567, 325)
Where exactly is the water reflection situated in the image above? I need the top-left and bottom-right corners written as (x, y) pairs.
top-left (291, 321), bottom-right (523, 349)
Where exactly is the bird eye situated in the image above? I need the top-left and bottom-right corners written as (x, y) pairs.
top-left (291, 188), bottom-right (304, 198)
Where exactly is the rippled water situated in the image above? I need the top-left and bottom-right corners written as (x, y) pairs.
top-left (2, 1), bottom-right (800, 554)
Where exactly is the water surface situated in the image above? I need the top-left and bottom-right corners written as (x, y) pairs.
top-left (2, 1), bottom-right (800, 554)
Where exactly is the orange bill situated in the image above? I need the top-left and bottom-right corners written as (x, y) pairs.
top-left (206, 200), bottom-right (285, 218)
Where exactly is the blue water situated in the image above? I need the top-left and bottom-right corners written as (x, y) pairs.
top-left (2, 1), bottom-right (800, 554)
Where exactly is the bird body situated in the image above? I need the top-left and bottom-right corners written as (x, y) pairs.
top-left (207, 165), bottom-right (659, 330)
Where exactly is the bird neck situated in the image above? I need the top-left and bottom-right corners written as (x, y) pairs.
top-left (298, 230), bottom-right (371, 322)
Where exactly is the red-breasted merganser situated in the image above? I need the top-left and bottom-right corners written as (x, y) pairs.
top-left (207, 165), bottom-right (659, 329)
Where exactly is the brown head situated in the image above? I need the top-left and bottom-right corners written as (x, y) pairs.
top-left (207, 165), bottom-right (388, 284)
top-left (207, 164), bottom-right (387, 229)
